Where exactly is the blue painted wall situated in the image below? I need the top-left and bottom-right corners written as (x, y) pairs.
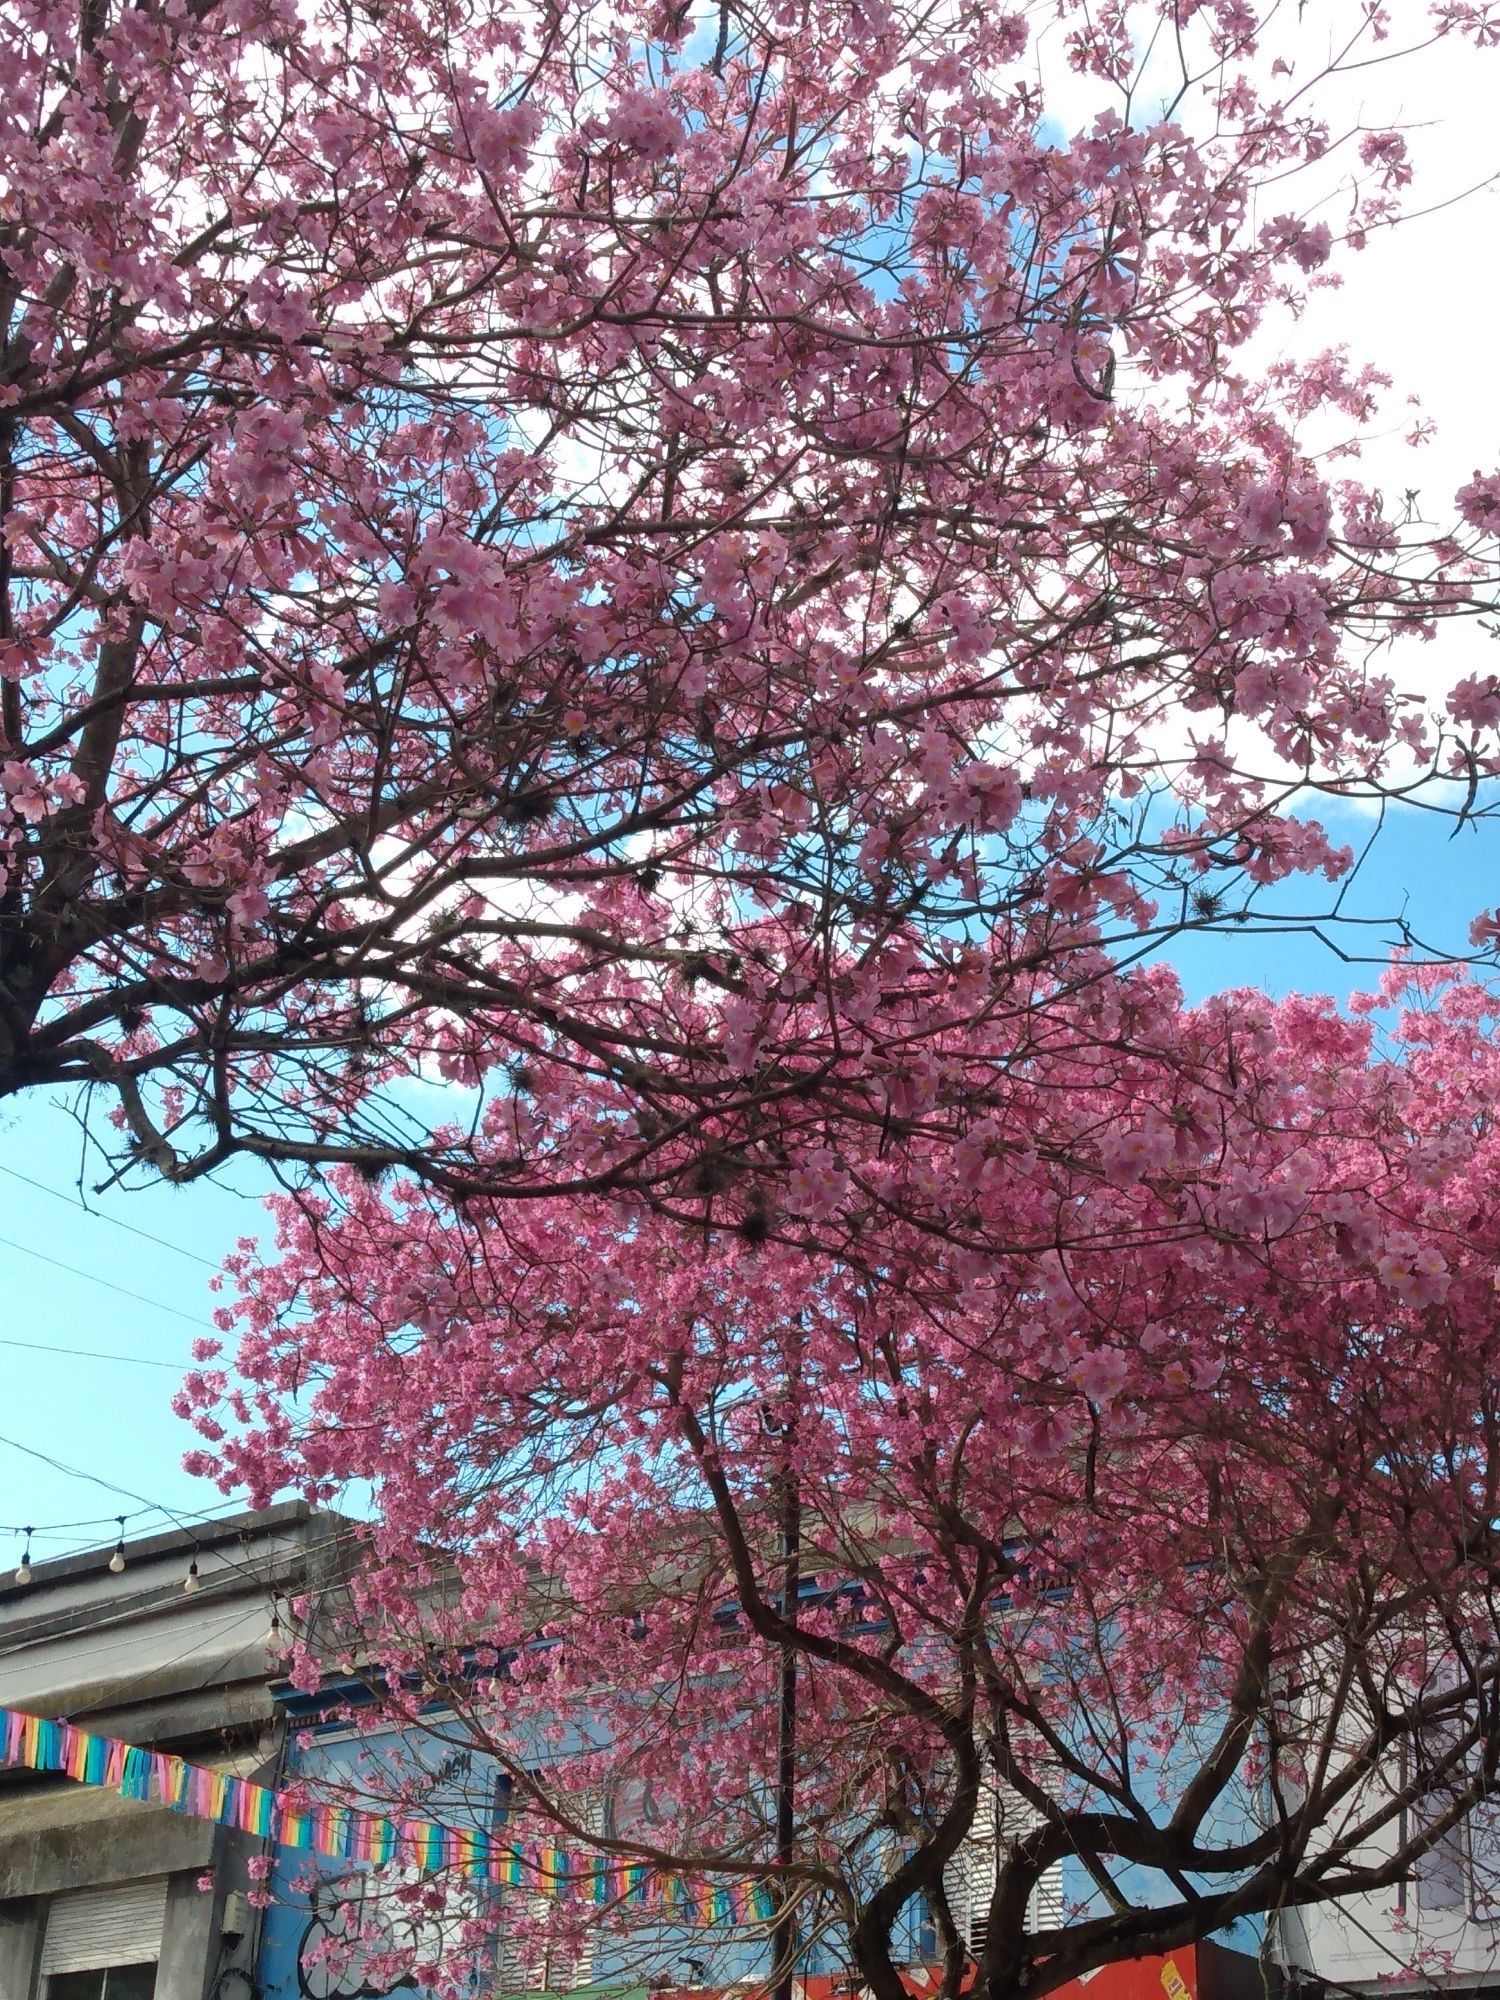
top-left (254, 1698), bottom-right (932, 2000)
top-left (257, 1716), bottom-right (507, 2000)
top-left (1054, 1699), bottom-right (1267, 1957)
top-left (256, 1684), bottom-right (1258, 1999)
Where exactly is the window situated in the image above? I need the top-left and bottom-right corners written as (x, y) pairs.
top-left (46, 1971), bottom-right (157, 2000)
top-left (1393, 1653), bottom-right (1500, 1924)
top-left (39, 1881), bottom-right (166, 2000)
top-left (494, 1783), bottom-right (603, 1995)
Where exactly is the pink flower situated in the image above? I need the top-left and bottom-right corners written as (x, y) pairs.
top-left (1, 761), bottom-right (49, 823)
top-left (1096, 1119), bottom-right (1172, 1185)
top-left (227, 884), bottom-right (272, 925)
top-left (1283, 480), bottom-right (1332, 556)
top-left (608, 89), bottom-right (681, 162)
top-left (785, 1147), bottom-right (851, 1221)
top-left (1458, 472), bottom-right (1500, 531)
top-left (961, 761), bottom-right (1023, 833)
top-left (1238, 482), bottom-right (1284, 541)
top-left (1262, 214), bottom-right (1333, 271)
top-left (1375, 1239), bottom-right (1449, 1307)
top-left (1359, 131), bottom-right (1411, 188)
top-left (1021, 1411), bottom-right (1074, 1460)
top-left (1070, 1347), bottom-right (1130, 1403)
top-left (1449, 674), bottom-right (1500, 729)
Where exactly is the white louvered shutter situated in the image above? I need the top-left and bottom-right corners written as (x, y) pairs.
top-left (497, 1796), bottom-right (601, 1994)
top-left (1409, 1652), bottom-right (1500, 1922)
top-left (1470, 1791), bottom-right (1500, 1923)
top-left (495, 1884), bottom-right (598, 1993)
top-left (942, 1783), bottom-right (1065, 1956)
top-left (1411, 1659), bottom-right (1472, 1914)
top-left (41, 1880), bottom-right (167, 1975)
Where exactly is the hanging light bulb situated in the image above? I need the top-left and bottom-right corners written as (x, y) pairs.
top-left (15, 1528), bottom-right (33, 1587)
top-left (108, 1517), bottom-right (126, 1574)
top-left (183, 1556), bottom-right (201, 1595)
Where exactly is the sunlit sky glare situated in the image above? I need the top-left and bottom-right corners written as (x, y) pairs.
top-left (3, 6), bottom-right (1499, 1560)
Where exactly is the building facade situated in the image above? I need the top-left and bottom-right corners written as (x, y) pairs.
top-left (250, 1682), bottom-right (1250, 2000)
top-left (0, 1503), bottom-right (353, 2000)
top-left (8, 1504), bottom-right (1490, 2000)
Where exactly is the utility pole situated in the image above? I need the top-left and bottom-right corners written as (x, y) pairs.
top-left (771, 1465), bottom-right (801, 2000)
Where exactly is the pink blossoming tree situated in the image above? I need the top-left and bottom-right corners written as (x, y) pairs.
top-left (185, 966), bottom-right (1500, 2000)
top-left (0, 0), bottom-right (1496, 1212)
top-left (15, 0), bottom-right (1500, 1986)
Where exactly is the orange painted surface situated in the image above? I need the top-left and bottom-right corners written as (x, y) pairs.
top-left (654, 1945), bottom-right (1201, 2000)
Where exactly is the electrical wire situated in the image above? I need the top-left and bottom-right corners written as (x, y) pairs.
top-left (0, 1507), bottom-right (155, 1534)
top-left (0, 1333), bottom-right (183, 1370)
top-left (0, 1431), bottom-right (372, 1592)
top-left (0, 1160), bottom-right (223, 1270)
top-left (3, 1526), bottom-right (143, 1545)
top-left (0, 1226), bottom-right (213, 1328)
top-left (0, 1498), bottom-right (269, 1549)
top-left (0, 1588), bottom-right (271, 1670)
top-left (0, 1429), bottom-right (195, 1515)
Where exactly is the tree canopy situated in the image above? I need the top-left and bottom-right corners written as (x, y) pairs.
top-left (187, 964), bottom-right (1500, 2000)
top-left (13, 0), bottom-right (1500, 1988)
top-left (2, 0), bottom-right (1496, 1216)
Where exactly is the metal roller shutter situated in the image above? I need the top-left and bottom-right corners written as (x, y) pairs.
top-left (40, 1879), bottom-right (168, 1975)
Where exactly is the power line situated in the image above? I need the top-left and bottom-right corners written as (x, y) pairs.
top-left (0, 1509), bottom-right (154, 1534)
top-left (0, 1333), bottom-right (183, 1370)
top-left (0, 1430), bottom-right (170, 1514)
top-left (0, 1432), bottom-right (370, 1589)
top-left (0, 1499), bottom-right (261, 1538)
top-left (0, 1496), bottom-right (259, 1559)
top-left (0, 1227), bottom-right (212, 1329)
top-left (0, 1161), bottom-right (222, 1271)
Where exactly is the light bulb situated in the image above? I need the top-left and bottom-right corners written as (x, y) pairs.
top-left (14, 1559), bottom-right (31, 1586)
top-left (184, 1560), bottom-right (200, 1594)
top-left (109, 1546), bottom-right (126, 1574)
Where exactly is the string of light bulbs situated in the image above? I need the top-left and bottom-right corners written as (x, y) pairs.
top-left (0, 1435), bottom-right (331, 1614)
top-left (5, 1518), bottom-right (289, 1614)
top-left (1, 1475), bottom-right (363, 1659)
top-left (1, 1435), bottom-right (377, 1688)
top-left (12, 1514), bottom-right (131, 1587)
top-left (6, 1526), bottom-right (289, 1667)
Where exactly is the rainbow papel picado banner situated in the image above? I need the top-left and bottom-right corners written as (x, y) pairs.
top-left (1, 1706), bottom-right (776, 1928)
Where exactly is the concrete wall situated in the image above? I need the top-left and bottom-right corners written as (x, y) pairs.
top-left (0, 1502), bottom-right (328, 1731)
top-left (1279, 1864), bottom-right (1500, 1993)
top-left (0, 1895), bottom-right (43, 1999)
top-left (156, 1866), bottom-right (227, 2000)
top-left (0, 1789), bottom-right (215, 1899)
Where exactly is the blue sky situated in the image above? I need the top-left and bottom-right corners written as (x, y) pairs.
top-left (0, 793), bottom-right (1493, 1567)
top-left (0, 1093), bottom-right (273, 1565)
